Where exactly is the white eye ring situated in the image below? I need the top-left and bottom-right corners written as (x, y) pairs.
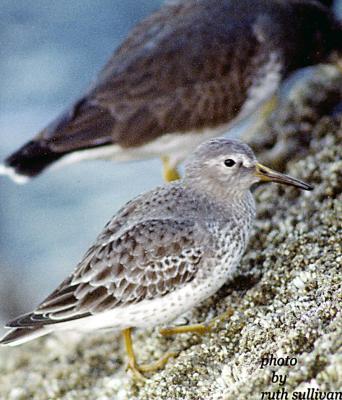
top-left (224, 159), bottom-right (236, 167)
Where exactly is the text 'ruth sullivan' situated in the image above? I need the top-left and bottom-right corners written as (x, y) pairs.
top-left (259, 354), bottom-right (342, 400)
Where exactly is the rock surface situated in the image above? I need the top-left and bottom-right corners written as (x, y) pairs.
top-left (0, 65), bottom-right (341, 400)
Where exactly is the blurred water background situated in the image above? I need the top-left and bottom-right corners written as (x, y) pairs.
top-left (0, 0), bottom-right (341, 331)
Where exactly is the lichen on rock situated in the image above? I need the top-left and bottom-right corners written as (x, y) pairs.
top-left (0, 65), bottom-right (341, 400)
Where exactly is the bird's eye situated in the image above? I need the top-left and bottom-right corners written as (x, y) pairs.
top-left (224, 159), bottom-right (236, 167)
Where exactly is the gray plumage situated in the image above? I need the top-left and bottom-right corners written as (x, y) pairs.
top-left (0, 138), bottom-right (313, 346)
top-left (1, 0), bottom-right (341, 180)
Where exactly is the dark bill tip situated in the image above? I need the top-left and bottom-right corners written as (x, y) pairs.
top-left (255, 163), bottom-right (314, 191)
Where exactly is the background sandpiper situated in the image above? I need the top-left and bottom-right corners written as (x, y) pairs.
top-left (0, 0), bottom-right (341, 183)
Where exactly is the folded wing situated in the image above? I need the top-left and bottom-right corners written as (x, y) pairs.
top-left (6, 219), bottom-right (206, 329)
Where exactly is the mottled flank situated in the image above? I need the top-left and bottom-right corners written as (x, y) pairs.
top-left (0, 66), bottom-right (341, 399)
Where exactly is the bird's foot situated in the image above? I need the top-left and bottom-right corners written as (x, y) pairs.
top-left (127, 360), bottom-right (147, 381)
top-left (159, 308), bottom-right (234, 336)
top-left (161, 156), bottom-right (181, 182)
top-left (123, 328), bottom-right (176, 380)
top-left (127, 351), bottom-right (177, 380)
top-left (138, 351), bottom-right (177, 373)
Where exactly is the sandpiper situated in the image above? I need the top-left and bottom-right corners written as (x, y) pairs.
top-left (0, 138), bottom-right (313, 377)
top-left (1, 0), bottom-right (340, 183)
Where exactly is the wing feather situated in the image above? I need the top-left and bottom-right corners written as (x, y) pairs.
top-left (36, 0), bottom-right (283, 153)
top-left (8, 219), bottom-right (206, 328)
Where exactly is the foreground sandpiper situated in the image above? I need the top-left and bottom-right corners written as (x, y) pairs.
top-left (0, 138), bottom-right (313, 376)
top-left (1, 0), bottom-right (340, 183)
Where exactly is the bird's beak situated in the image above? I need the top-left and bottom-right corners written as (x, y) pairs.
top-left (255, 163), bottom-right (313, 191)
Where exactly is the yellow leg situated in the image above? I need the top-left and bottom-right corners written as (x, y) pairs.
top-left (241, 94), bottom-right (279, 142)
top-left (161, 156), bottom-right (181, 182)
top-left (160, 323), bottom-right (212, 336)
top-left (328, 51), bottom-right (342, 74)
top-left (336, 59), bottom-right (342, 74)
top-left (160, 308), bottom-right (234, 337)
top-left (123, 328), bottom-right (144, 380)
top-left (259, 94), bottom-right (278, 120)
top-left (138, 351), bottom-right (177, 373)
top-left (122, 328), bottom-right (176, 379)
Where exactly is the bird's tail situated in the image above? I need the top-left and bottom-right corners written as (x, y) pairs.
top-left (0, 140), bottom-right (66, 183)
top-left (0, 97), bottom-right (115, 183)
top-left (0, 326), bottom-right (51, 346)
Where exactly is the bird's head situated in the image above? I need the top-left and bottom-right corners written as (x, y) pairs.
top-left (185, 138), bottom-right (313, 196)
